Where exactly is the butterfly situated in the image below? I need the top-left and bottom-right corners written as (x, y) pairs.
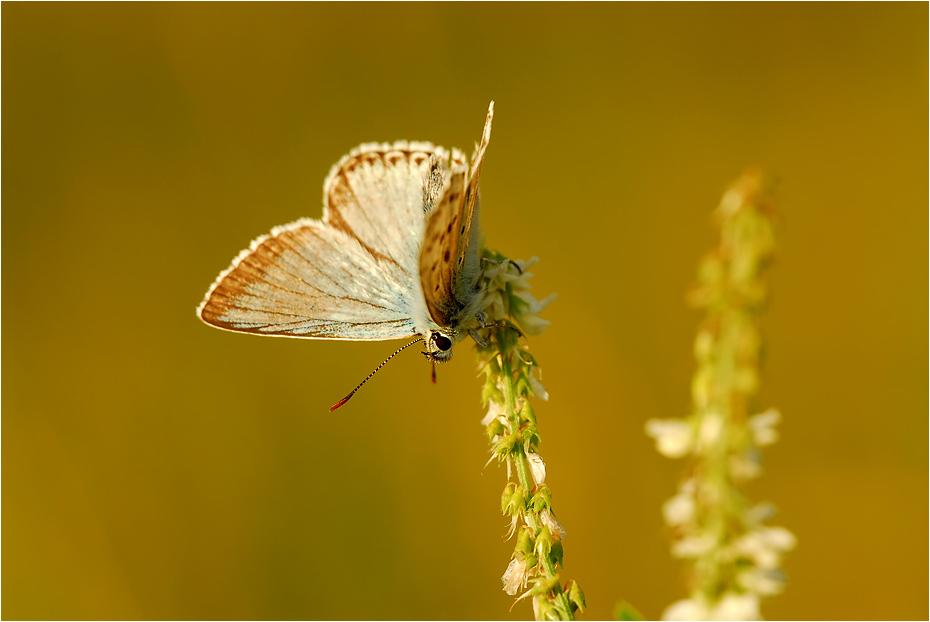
top-left (197, 102), bottom-right (496, 409)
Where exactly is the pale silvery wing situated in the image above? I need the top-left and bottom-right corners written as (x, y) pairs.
top-left (198, 142), bottom-right (457, 340)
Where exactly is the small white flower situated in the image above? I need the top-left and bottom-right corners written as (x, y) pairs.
top-left (749, 408), bottom-right (781, 446)
top-left (483, 257), bottom-right (555, 336)
top-left (645, 418), bottom-right (694, 458)
top-left (526, 452), bottom-right (547, 485)
top-left (528, 373), bottom-right (549, 401)
top-left (719, 185), bottom-right (747, 216)
top-left (732, 531), bottom-right (780, 569)
top-left (482, 295), bottom-right (506, 323)
top-left (747, 502), bottom-right (778, 524)
top-left (737, 566), bottom-right (787, 597)
top-left (698, 411), bottom-right (724, 447)
top-left (729, 450), bottom-right (763, 480)
top-left (662, 490), bottom-right (696, 527)
top-left (729, 525), bottom-right (794, 573)
top-left (671, 535), bottom-right (715, 559)
top-left (762, 525), bottom-right (797, 552)
top-left (514, 295), bottom-right (554, 336)
top-left (540, 508), bottom-right (567, 539)
top-left (516, 289), bottom-right (557, 313)
top-left (711, 592), bottom-right (760, 620)
top-left (664, 592), bottom-right (761, 621)
top-left (481, 399), bottom-right (504, 426)
top-left (501, 557), bottom-right (529, 596)
top-left (662, 597), bottom-right (709, 621)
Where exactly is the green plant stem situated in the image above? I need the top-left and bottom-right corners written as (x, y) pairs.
top-left (501, 350), bottom-right (573, 620)
top-left (479, 252), bottom-right (581, 620)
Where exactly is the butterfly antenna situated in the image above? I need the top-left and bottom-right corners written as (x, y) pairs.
top-left (329, 338), bottom-right (424, 412)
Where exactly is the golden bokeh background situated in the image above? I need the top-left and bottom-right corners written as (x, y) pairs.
top-left (3, 4), bottom-right (926, 620)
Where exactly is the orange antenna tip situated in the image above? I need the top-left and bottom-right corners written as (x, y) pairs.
top-left (329, 396), bottom-right (352, 412)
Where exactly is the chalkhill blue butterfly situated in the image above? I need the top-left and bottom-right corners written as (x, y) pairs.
top-left (198, 103), bottom-right (496, 409)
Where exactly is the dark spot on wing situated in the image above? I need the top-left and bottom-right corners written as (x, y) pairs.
top-left (444, 250), bottom-right (450, 261)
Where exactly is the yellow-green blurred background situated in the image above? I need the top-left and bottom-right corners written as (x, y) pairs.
top-left (4, 4), bottom-right (926, 620)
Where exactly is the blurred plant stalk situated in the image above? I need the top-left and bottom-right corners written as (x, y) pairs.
top-left (476, 251), bottom-right (584, 621)
top-left (646, 170), bottom-right (796, 620)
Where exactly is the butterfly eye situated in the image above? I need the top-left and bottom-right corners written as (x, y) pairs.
top-left (433, 334), bottom-right (453, 352)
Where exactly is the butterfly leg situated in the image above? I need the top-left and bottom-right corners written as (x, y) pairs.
top-left (475, 311), bottom-right (525, 339)
top-left (468, 328), bottom-right (489, 347)
top-left (480, 257), bottom-right (523, 274)
top-left (476, 310), bottom-right (490, 327)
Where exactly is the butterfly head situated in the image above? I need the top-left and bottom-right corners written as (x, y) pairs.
top-left (424, 329), bottom-right (457, 363)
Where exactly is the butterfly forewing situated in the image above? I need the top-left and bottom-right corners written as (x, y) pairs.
top-left (419, 164), bottom-right (468, 327)
top-left (198, 218), bottom-right (419, 340)
top-left (419, 103), bottom-right (494, 328)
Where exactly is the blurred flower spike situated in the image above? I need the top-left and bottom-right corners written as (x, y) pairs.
top-left (476, 251), bottom-right (582, 621)
top-left (646, 170), bottom-right (795, 620)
